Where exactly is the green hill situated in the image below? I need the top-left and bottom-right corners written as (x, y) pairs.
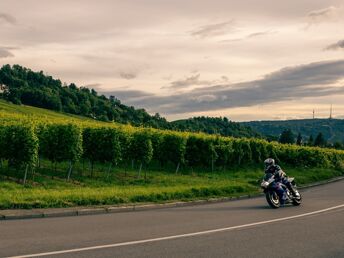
top-left (0, 64), bottom-right (258, 138)
top-left (242, 119), bottom-right (344, 144)
top-left (0, 64), bottom-right (169, 128)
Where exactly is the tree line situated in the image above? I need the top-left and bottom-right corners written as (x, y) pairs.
top-left (244, 119), bottom-right (344, 146)
top-left (278, 129), bottom-right (343, 149)
top-left (170, 116), bottom-right (260, 138)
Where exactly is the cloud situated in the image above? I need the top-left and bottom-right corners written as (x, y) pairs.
top-left (0, 47), bottom-right (14, 58)
top-left (308, 6), bottom-right (337, 18)
top-left (247, 30), bottom-right (277, 38)
top-left (221, 76), bottom-right (229, 82)
top-left (165, 74), bottom-right (212, 89)
top-left (190, 20), bottom-right (235, 38)
top-left (114, 60), bottom-right (344, 115)
top-left (306, 6), bottom-right (341, 25)
top-left (0, 13), bottom-right (16, 25)
top-left (102, 90), bottom-right (154, 101)
top-left (164, 74), bottom-right (231, 90)
top-left (325, 39), bottom-right (344, 50)
top-left (221, 30), bottom-right (277, 43)
top-left (119, 72), bottom-right (137, 80)
top-left (192, 94), bottom-right (217, 103)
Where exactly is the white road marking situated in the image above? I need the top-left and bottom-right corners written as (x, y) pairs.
top-left (7, 204), bottom-right (344, 258)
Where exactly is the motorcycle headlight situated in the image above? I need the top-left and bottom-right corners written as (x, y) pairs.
top-left (261, 181), bottom-right (269, 188)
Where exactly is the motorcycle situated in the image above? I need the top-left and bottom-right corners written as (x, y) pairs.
top-left (261, 173), bottom-right (302, 208)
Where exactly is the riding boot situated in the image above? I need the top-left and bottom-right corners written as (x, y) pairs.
top-left (287, 183), bottom-right (298, 197)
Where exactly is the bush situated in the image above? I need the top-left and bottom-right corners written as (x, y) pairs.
top-left (39, 124), bottom-right (82, 163)
top-left (185, 135), bottom-right (217, 168)
top-left (214, 137), bottom-right (233, 168)
top-left (128, 130), bottom-right (153, 168)
top-left (38, 123), bottom-right (82, 180)
top-left (2, 124), bottom-right (38, 168)
top-left (231, 138), bottom-right (252, 165)
top-left (159, 132), bottom-right (187, 170)
top-left (83, 127), bottom-right (122, 166)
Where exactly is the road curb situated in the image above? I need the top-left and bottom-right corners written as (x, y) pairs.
top-left (298, 176), bottom-right (344, 189)
top-left (1, 176), bottom-right (343, 220)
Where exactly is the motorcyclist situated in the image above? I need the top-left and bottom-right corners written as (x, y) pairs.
top-left (264, 158), bottom-right (299, 205)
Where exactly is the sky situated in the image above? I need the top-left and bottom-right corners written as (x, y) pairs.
top-left (1, 0), bottom-right (344, 121)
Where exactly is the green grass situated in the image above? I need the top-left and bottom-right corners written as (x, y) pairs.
top-left (0, 99), bottom-right (118, 126)
top-left (0, 162), bottom-right (342, 209)
top-left (0, 99), bottom-right (89, 120)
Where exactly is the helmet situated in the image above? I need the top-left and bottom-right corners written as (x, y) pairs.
top-left (264, 158), bottom-right (275, 170)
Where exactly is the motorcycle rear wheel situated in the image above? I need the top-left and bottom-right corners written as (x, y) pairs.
top-left (266, 191), bottom-right (280, 208)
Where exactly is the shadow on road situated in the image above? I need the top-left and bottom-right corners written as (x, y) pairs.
top-left (164, 205), bottom-right (268, 212)
top-left (167, 204), bottom-right (300, 213)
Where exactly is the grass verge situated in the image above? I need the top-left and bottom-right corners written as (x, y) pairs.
top-left (0, 164), bottom-right (343, 209)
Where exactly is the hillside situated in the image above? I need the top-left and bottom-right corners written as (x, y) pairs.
top-left (0, 64), bottom-right (169, 128)
top-left (242, 119), bottom-right (344, 144)
top-left (0, 64), bottom-right (257, 138)
top-left (0, 98), bottom-right (110, 125)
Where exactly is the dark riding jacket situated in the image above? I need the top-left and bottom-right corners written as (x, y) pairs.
top-left (265, 165), bottom-right (286, 181)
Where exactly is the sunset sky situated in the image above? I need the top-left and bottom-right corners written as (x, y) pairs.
top-left (1, 0), bottom-right (344, 121)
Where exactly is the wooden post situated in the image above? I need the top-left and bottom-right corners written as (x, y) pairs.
top-left (23, 164), bottom-right (29, 184)
top-left (91, 161), bottom-right (94, 178)
top-left (31, 166), bottom-right (35, 182)
top-left (211, 155), bottom-right (214, 173)
top-left (81, 159), bottom-right (85, 177)
top-left (138, 163), bottom-right (142, 178)
top-left (51, 161), bottom-right (54, 179)
top-left (175, 162), bottom-right (180, 174)
top-left (106, 163), bottom-right (112, 179)
top-left (67, 161), bottom-right (73, 181)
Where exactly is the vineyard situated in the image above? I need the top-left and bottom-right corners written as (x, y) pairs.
top-left (1, 100), bottom-right (344, 208)
top-left (1, 114), bottom-right (344, 181)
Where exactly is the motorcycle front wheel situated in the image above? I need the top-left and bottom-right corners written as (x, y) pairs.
top-left (292, 191), bottom-right (302, 206)
top-left (266, 190), bottom-right (280, 208)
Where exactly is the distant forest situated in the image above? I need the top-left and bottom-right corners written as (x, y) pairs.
top-left (242, 119), bottom-right (344, 147)
top-left (171, 117), bottom-right (260, 138)
top-left (0, 64), bottom-right (257, 138)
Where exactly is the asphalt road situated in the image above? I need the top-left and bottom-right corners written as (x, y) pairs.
top-left (0, 180), bottom-right (343, 258)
